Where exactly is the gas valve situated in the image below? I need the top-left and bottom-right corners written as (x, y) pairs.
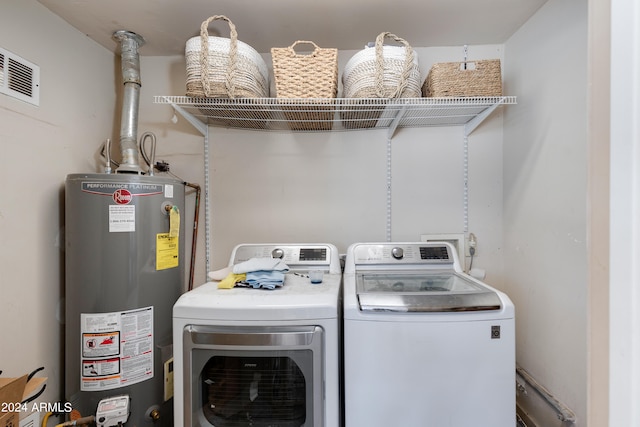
top-left (95, 395), bottom-right (130, 427)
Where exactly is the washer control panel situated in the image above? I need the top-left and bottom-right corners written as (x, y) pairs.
top-left (351, 243), bottom-right (456, 267)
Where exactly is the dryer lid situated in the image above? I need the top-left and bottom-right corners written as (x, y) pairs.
top-left (356, 271), bottom-right (501, 312)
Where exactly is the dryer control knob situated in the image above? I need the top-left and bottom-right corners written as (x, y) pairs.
top-left (391, 247), bottom-right (404, 259)
top-left (271, 248), bottom-right (285, 259)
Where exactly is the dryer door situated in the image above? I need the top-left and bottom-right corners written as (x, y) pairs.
top-left (183, 325), bottom-right (324, 427)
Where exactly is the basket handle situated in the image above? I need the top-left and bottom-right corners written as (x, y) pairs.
top-left (287, 40), bottom-right (321, 56)
top-left (199, 15), bottom-right (238, 98)
top-left (374, 32), bottom-right (415, 99)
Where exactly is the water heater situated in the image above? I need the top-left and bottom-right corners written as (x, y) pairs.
top-left (65, 30), bottom-right (186, 427)
top-left (65, 174), bottom-right (185, 426)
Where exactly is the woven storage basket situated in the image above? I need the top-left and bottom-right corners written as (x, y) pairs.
top-left (185, 15), bottom-right (269, 99)
top-left (422, 59), bottom-right (502, 97)
top-left (272, 41), bottom-right (338, 98)
top-left (271, 41), bottom-right (338, 130)
top-left (341, 32), bottom-right (421, 129)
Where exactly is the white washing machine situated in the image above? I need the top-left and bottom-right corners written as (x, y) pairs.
top-left (173, 243), bottom-right (342, 427)
top-left (343, 242), bottom-right (515, 427)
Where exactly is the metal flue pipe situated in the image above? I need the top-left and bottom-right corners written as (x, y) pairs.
top-left (113, 30), bottom-right (145, 173)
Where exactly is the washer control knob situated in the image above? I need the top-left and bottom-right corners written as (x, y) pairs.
top-left (271, 248), bottom-right (285, 259)
top-left (391, 247), bottom-right (404, 260)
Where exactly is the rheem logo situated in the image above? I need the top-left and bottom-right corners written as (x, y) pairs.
top-left (113, 188), bottom-right (133, 204)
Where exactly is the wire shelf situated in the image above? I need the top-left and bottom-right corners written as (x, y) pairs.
top-left (154, 96), bottom-right (517, 132)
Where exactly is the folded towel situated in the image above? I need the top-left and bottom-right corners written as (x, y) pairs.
top-left (232, 257), bottom-right (289, 274)
top-left (245, 270), bottom-right (286, 290)
top-left (218, 272), bottom-right (247, 289)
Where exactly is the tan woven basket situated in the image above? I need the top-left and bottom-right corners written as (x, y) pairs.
top-left (422, 59), bottom-right (502, 97)
top-left (271, 41), bottom-right (338, 98)
top-left (271, 41), bottom-right (338, 130)
top-left (185, 15), bottom-right (269, 98)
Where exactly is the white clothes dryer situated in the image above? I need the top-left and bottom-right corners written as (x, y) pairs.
top-left (343, 242), bottom-right (515, 427)
top-left (173, 243), bottom-right (342, 427)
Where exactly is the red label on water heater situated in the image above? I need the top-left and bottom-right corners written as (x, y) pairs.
top-left (112, 189), bottom-right (133, 205)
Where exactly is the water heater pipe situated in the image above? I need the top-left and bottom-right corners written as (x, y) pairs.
top-left (139, 132), bottom-right (156, 176)
top-left (185, 182), bottom-right (201, 291)
top-left (54, 415), bottom-right (95, 427)
top-left (103, 139), bottom-right (112, 174)
top-left (113, 30), bottom-right (145, 174)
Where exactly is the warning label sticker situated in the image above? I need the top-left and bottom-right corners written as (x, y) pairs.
top-left (82, 357), bottom-right (120, 377)
top-left (156, 233), bottom-right (179, 270)
top-left (82, 332), bottom-right (120, 358)
top-left (109, 205), bottom-right (136, 233)
top-left (80, 307), bottom-right (154, 391)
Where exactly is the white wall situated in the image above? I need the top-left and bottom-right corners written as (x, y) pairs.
top-left (0, 0), bottom-right (116, 409)
top-left (609, 0), bottom-right (640, 424)
top-left (503, 0), bottom-right (588, 425)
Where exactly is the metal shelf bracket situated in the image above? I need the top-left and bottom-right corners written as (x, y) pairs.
top-left (164, 97), bottom-right (208, 136)
top-left (387, 103), bottom-right (409, 139)
top-left (464, 96), bottom-right (508, 136)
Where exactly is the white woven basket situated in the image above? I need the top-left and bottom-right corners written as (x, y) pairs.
top-left (185, 15), bottom-right (269, 98)
top-left (342, 32), bottom-right (421, 99)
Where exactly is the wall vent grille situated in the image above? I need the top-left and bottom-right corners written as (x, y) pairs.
top-left (0, 47), bottom-right (40, 106)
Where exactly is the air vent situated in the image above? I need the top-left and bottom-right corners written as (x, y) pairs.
top-left (0, 47), bottom-right (40, 106)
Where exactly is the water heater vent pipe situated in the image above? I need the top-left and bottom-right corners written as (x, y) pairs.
top-left (113, 30), bottom-right (145, 174)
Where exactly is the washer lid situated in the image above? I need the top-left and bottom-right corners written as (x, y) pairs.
top-left (356, 271), bottom-right (501, 312)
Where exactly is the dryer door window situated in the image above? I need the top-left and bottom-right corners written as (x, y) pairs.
top-left (184, 325), bottom-right (324, 427)
top-left (201, 355), bottom-right (308, 426)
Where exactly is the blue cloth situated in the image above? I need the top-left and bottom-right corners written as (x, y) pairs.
top-left (245, 270), bottom-right (286, 290)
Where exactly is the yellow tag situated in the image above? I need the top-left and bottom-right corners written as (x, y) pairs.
top-left (169, 206), bottom-right (180, 238)
top-left (156, 233), bottom-right (179, 270)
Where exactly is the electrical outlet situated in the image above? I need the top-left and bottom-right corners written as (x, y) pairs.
top-left (466, 233), bottom-right (477, 257)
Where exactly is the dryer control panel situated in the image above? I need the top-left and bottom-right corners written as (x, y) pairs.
top-left (230, 243), bottom-right (342, 274)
